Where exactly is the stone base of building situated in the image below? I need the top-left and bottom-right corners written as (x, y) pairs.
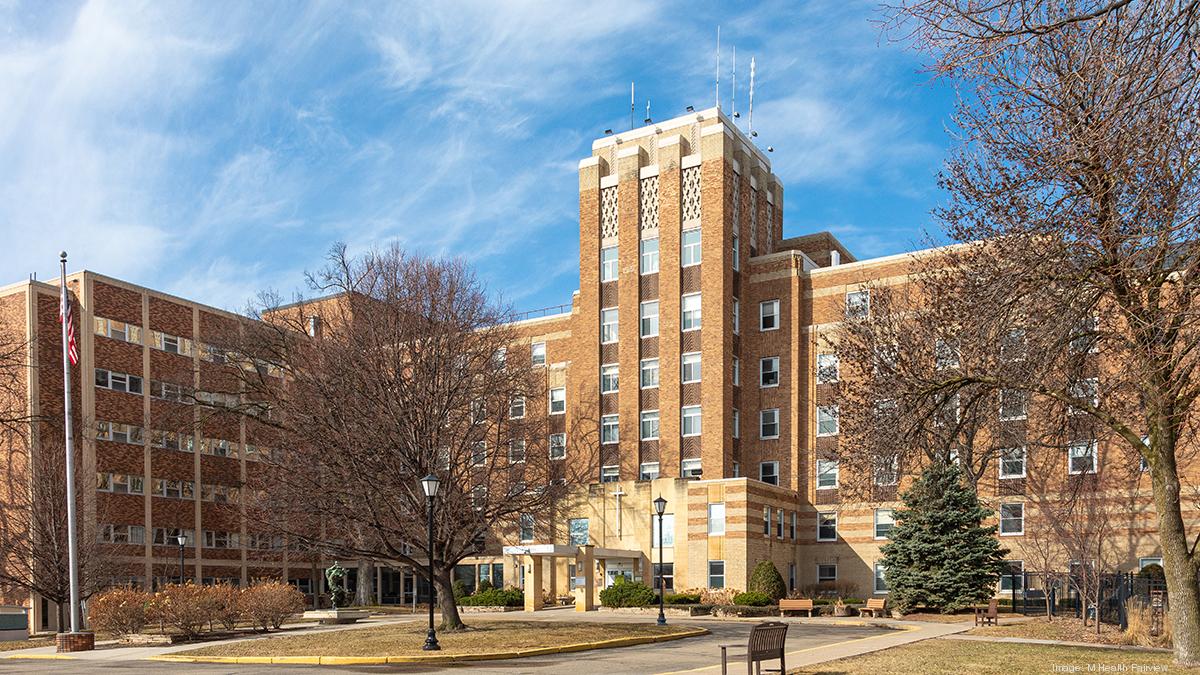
top-left (55, 632), bottom-right (95, 652)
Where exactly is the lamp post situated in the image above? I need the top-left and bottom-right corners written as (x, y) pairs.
top-left (653, 496), bottom-right (667, 626)
top-left (176, 534), bottom-right (187, 585)
top-left (420, 474), bottom-right (441, 651)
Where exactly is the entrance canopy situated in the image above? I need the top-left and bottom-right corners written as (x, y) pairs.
top-left (501, 543), bottom-right (642, 613)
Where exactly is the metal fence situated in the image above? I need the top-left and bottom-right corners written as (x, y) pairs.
top-left (1001, 571), bottom-right (1167, 629)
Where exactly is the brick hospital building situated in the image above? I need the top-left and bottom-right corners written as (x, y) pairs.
top-left (0, 107), bottom-right (1168, 626)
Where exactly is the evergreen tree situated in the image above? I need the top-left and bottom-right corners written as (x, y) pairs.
top-left (879, 462), bottom-right (1008, 614)
top-left (747, 560), bottom-right (787, 601)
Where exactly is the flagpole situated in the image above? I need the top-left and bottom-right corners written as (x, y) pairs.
top-left (59, 252), bottom-right (82, 635)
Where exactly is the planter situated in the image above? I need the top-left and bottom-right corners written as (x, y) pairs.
top-left (457, 605), bottom-right (523, 613)
top-left (832, 606), bottom-right (852, 617)
top-left (711, 605), bottom-right (777, 618)
top-left (304, 609), bottom-right (370, 625)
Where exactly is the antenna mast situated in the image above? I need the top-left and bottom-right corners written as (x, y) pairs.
top-left (715, 26), bottom-right (720, 110)
top-left (748, 57), bottom-right (756, 135)
top-left (732, 46), bottom-right (737, 120)
top-left (646, 99), bottom-right (651, 123)
top-left (630, 81), bottom-right (635, 131)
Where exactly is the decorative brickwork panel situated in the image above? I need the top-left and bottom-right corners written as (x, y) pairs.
top-left (599, 282), bottom-right (618, 308)
top-left (681, 384), bottom-right (701, 406)
top-left (815, 489), bottom-right (839, 505)
top-left (680, 436), bottom-right (702, 459)
top-left (600, 342), bottom-right (619, 365)
top-left (766, 204), bottom-right (776, 253)
top-left (639, 338), bottom-right (659, 359)
top-left (639, 274), bottom-right (659, 299)
top-left (640, 176), bottom-right (659, 231)
top-left (681, 167), bottom-right (701, 223)
top-left (681, 266), bottom-right (703, 293)
top-left (600, 396), bottom-right (618, 416)
top-left (749, 189), bottom-right (759, 249)
top-left (680, 330), bottom-right (701, 353)
top-left (600, 187), bottom-right (619, 239)
top-left (998, 478), bottom-right (1026, 496)
top-left (640, 387), bottom-right (659, 410)
top-left (731, 173), bottom-right (741, 232)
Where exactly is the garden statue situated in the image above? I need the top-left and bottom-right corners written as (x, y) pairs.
top-left (325, 561), bottom-right (348, 609)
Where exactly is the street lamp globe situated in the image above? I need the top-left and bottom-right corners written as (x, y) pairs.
top-left (420, 474), bottom-right (440, 499)
top-left (653, 496), bottom-right (667, 516)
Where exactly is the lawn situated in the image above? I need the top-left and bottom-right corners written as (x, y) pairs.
top-left (0, 638), bottom-right (52, 652)
top-left (790, 638), bottom-right (1197, 674)
top-left (177, 620), bottom-right (699, 657)
top-left (971, 617), bottom-right (1142, 646)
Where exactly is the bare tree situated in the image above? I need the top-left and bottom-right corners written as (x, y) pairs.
top-left (854, 0), bottom-right (1200, 661)
top-left (0, 424), bottom-right (113, 631)
top-left (223, 244), bottom-right (591, 630)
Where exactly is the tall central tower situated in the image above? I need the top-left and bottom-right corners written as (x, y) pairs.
top-left (574, 108), bottom-right (783, 484)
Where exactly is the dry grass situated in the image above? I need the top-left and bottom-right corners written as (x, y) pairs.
top-left (790, 638), bottom-right (1198, 674)
top-left (177, 620), bottom-right (697, 657)
top-left (0, 637), bottom-right (52, 652)
top-left (971, 617), bottom-right (1136, 646)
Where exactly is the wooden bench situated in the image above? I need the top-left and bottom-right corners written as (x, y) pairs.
top-left (779, 598), bottom-right (815, 617)
top-left (975, 598), bottom-right (999, 626)
top-left (720, 621), bottom-right (788, 675)
top-left (860, 598), bottom-right (887, 618)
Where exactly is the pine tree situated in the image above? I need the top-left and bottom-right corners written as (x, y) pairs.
top-left (879, 462), bottom-right (1008, 614)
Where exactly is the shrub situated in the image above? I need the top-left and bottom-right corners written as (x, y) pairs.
top-left (452, 579), bottom-right (468, 600)
top-left (733, 591), bottom-right (773, 607)
top-left (477, 579), bottom-right (494, 593)
top-left (748, 561), bottom-right (787, 601)
top-left (700, 587), bottom-right (742, 606)
top-left (1137, 564), bottom-right (1165, 582)
top-left (665, 592), bottom-right (702, 605)
top-left (209, 584), bottom-right (241, 631)
top-left (88, 587), bottom-right (152, 637)
top-left (149, 583), bottom-right (220, 639)
top-left (598, 576), bottom-right (656, 608)
top-left (240, 581), bottom-right (306, 631)
top-left (458, 587), bottom-right (524, 607)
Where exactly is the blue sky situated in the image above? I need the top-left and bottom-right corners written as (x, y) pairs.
top-left (0, 0), bottom-right (955, 314)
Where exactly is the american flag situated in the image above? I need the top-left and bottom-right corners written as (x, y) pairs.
top-left (59, 287), bottom-right (78, 366)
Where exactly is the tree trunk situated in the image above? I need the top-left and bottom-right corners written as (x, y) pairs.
top-left (355, 560), bottom-right (372, 607)
top-left (435, 566), bottom-right (465, 631)
top-left (1153, 476), bottom-right (1200, 664)
top-left (56, 601), bottom-right (66, 634)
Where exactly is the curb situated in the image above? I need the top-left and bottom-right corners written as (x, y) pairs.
top-left (148, 627), bottom-right (710, 665)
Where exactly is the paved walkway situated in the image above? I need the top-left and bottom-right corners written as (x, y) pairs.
top-left (0, 611), bottom-right (970, 674)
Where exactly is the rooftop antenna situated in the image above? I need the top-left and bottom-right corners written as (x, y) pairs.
top-left (645, 99), bottom-right (652, 124)
top-left (715, 26), bottom-right (720, 110)
top-left (732, 46), bottom-right (739, 120)
top-left (748, 56), bottom-right (756, 137)
top-left (630, 81), bottom-right (635, 131)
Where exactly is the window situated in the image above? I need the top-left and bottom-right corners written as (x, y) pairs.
top-left (95, 369), bottom-right (143, 395)
top-left (600, 246), bottom-right (618, 282)
top-left (517, 515), bottom-right (535, 543)
top-left (816, 405), bottom-right (839, 436)
top-left (999, 447), bottom-right (1026, 479)
top-left (874, 509), bottom-right (895, 540)
top-left (999, 502), bottom-right (1025, 535)
top-left (531, 342), bottom-right (546, 366)
top-left (732, 357), bottom-right (740, 386)
top-left (96, 472), bottom-right (144, 495)
top-left (790, 512), bottom-right (797, 540)
top-left (492, 347), bottom-right (507, 369)
top-left (708, 560), bottom-right (725, 589)
top-left (760, 356), bottom-right (780, 387)
top-left (150, 380), bottom-right (187, 403)
top-left (681, 406), bottom-right (701, 437)
top-left (817, 459), bottom-right (839, 489)
top-left (874, 455), bottom-right (899, 486)
top-left (681, 293), bottom-right (701, 331)
top-left (1001, 328), bottom-right (1027, 362)
top-left (652, 513), bottom-right (675, 547)
top-left (152, 528), bottom-right (193, 546)
top-left (549, 388), bottom-right (566, 414)
top-left (707, 504), bottom-right (725, 535)
top-left (601, 308), bottom-right (619, 344)
top-left (203, 531), bottom-right (240, 549)
top-left (640, 410), bottom-right (660, 440)
top-left (508, 439), bottom-right (526, 464)
top-left (509, 396), bottom-right (526, 419)
top-left (601, 364), bottom-right (619, 394)
top-left (731, 233), bottom-right (740, 271)
top-left (681, 352), bottom-right (702, 383)
top-left (652, 563), bottom-right (675, 591)
top-left (817, 564), bottom-right (838, 583)
top-left (760, 409), bottom-right (780, 439)
top-left (935, 339), bottom-right (960, 370)
top-left (98, 524), bottom-right (145, 545)
top-left (1071, 314), bottom-right (1100, 353)
top-left (1000, 560), bottom-right (1024, 591)
top-left (732, 461), bottom-right (740, 478)
top-left (549, 433), bottom-right (566, 459)
top-left (759, 300), bottom-right (779, 331)
top-left (471, 442), bottom-right (488, 466)
top-left (732, 409), bottom-right (740, 439)
top-left (152, 330), bottom-right (191, 355)
top-left (817, 512), bottom-right (837, 541)
top-left (640, 358), bottom-right (659, 389)
top-left (817, 353), bottom-right (839, 384)
top-left (777, 509), bottom-right (785, 538)
top-left (96, 421), bottom-right (143, 444)
top-left (1070, 378), bottom-right (1099, 413)
top-left (1069, 440), bottom-right (1098, 475)
top-left (846, 290), bottom-right (870, 319)
top-left (760, 461), bottom-right (779, 486)
top-left (681, 228), bottom-right (702, 266)
top-left (763, 506), bottom-right (771, 535)
top-left (201, 438), bottom-right (236, 458)
top-left (999, 389), bottom-right (1028, 421)
top-left (600, 465), bottom-right (619, 483)
top-left (874, 563), bottom-right (888, 593)
top-left (681, 458), bottom-right (703, 478)
top-left (568, 518), bottom-right (589, 546)
top-left (601, 415), bottom-right (619, 445)
top-left (1140, 557), bottom-right (1164, 570)
top-left (94, 317), bottom-right (142, 344)
top-left (732, 298), bottom-right (740, 334)
top-left (640, 462), bottom-right (660, 480)
top-left (640, 301), bottom-right (659, 338)
top-left (640, 238), bottom-right (659, 274)
top-left (151, 430), bottom-right (192, 453)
